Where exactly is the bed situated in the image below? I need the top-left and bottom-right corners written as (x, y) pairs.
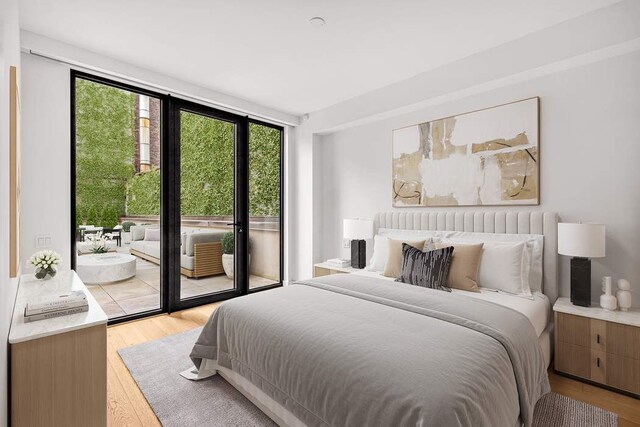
top-left (188, 211), bottom-right (559, 427)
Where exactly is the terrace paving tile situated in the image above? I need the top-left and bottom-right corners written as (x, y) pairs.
top-left (117, 294), bottom-right (161, 315)
top-left (101, 278), bottom-right (157, 301)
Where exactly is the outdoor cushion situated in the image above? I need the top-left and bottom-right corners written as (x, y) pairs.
top-left (143, 242), bottom-right (161, 259)
top-left (180, 254), bottom-right (195, 271)
top-left (186, 231), bottom-right (225, 256)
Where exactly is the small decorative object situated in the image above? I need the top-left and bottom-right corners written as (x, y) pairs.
top-left (220, 232), bottom-right (251, 279)
top-left (29, 250), bottom-right (61, 280)
top-left (558, 222), bottom-right (606, 307)
top-left (343, 218), bottom-right (374, 269)
top-left (600, 276), bottom-right (617, 311)
top-left (616, 279), bottom-right (632, 312)
top-left (88, 231), bottom-right (109, 254)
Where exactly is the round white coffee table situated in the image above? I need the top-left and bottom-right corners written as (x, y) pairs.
top-left (76, 253), bottom-right (136, 284)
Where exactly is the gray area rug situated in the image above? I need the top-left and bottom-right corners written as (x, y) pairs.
top-left (119, 327), bottom-right (618, 427)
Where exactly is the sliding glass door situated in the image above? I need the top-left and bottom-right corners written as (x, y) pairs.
top-left (170, 100), bottom-right (245, 309)
top-left (72, 71), bottom-right (283, 322)
top-left (72, 74), bottom-right (163, 321)
top-left (248, 121), bottom-right (283, 291)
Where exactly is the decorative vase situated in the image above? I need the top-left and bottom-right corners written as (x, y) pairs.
top-left (35, 267), bottom-right (57, 281)
top-left (600, 276), bottom-right (617, 311)
top-left (222, 254), bottom-right (234, 279)
top-left (221, 254), bottom-right (251, 280)
top-left (616, 279), bottom-right (632, 312)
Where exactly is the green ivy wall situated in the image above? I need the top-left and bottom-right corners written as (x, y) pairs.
top-left (75, 79), bottom-right (135, 227)
top-left (76, 79), bottom-right (281, 225)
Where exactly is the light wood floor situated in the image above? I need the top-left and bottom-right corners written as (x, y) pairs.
top-left (108, 302), bottom-right (640, 426)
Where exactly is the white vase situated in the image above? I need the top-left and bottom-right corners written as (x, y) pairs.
top-left (222, 254), bottom-right (234, 279)
top-left (600, 276), bottom-right (617, 311)
top-left (221, 254), bottom-right (251, 280)
top-left (616, 279), bottom-right (632, 312)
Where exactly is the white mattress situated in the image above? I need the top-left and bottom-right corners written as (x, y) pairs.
top-left (350, 270), bottom-right (550, 337)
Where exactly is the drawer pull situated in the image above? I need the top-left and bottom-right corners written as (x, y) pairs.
top-left (596, 357), bottom-right (600, 368)
top-left (596, 334), bottom-right (600, 344)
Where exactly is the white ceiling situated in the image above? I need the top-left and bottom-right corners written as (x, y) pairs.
top-left (19, 0), bottom-right (621, 116)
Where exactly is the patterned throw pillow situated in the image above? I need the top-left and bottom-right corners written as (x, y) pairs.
top-left (395, 244), bottom-right (454, 292)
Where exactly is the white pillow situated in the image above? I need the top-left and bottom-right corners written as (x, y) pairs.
top-left (367, 231), bottom-right (440, 271)
top-left (443, 231), bottom-right (543, 292)
top-left (181, 232), bottom-right (187, 255)
top-left (474, 241), bottom-right (531, 296)
top-left (130, 226), bottom-right (146, 241)
top-left (144, 228), bottom-right (161, 242)
top-left (367, 235), bottom-right (389, 272)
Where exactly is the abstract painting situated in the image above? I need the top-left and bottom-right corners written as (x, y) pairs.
top-left (392, 97), bottom-right (539, 207)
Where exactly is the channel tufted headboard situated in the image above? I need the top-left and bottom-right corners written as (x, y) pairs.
top-left (374, 211), bottom-right (559, 303)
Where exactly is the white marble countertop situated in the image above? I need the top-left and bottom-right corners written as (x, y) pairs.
top-left (553, 297), bottom-right (640, 327)
top-left (9, 270), bottom-right (108, 344)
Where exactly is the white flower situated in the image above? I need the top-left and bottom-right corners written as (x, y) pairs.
top-left (30, 250), bottom-right (62, 269)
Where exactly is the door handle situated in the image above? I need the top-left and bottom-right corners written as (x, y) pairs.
top-left (226, 222), bottom-right (243, 233)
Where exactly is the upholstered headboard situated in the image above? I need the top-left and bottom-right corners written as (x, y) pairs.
top-left (374, 211), bottom-right (559, 302)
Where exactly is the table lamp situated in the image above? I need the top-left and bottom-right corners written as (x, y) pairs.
top-left (343, 219), bottom-right (374, 269)
top-left (558, 223), bottom-right (606, 307)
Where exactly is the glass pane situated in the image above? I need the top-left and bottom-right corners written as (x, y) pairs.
top-left (248, 123), bottom-right (282, 289)
top-left (179, 110), bottom-right (236, 299)
top-left (75, 79), bottom-right (161, 320)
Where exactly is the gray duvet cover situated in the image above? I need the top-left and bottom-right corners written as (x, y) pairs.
top-left (191, 274), bottom-right (549, 427)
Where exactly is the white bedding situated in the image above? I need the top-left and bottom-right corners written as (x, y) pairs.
top-left (350, 269), bottom-right (550, 337)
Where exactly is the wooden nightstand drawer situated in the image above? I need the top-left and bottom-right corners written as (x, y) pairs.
top-left (590, 319), bottom-right (607, 351)
top-left (606, 354), bottom-right (640, 394)
top-left (557, 312), bottom-right (590, 346)
top-left (314, 266), bottom-right (349, 277)
top-left (554, 298), bottom-right (640, 398)
top-left (556, 341), bottom-right (590, 379)
top-left (313, 263), bottom-right (355, 278)
top-left (590, 349), bottom-right (606, 384)
top-left (606, 322), bottom-right (640, 359)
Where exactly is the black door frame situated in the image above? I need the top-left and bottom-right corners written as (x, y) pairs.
top-left (168, 98), bottom-right (247, 311)
top-left (70, 70), bottom-right (284, 323)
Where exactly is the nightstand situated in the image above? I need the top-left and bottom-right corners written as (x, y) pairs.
top-left (313, 262), bottom-right (358, 277)
top-left (553, 297), bottom-right (640, 397)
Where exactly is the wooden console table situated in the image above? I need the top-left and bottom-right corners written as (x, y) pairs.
top-left (9, 270), bottom-right (108, 426)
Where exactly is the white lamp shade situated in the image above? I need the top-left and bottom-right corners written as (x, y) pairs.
top-left (558, 223), bottom-right (606, 258)
top-left (343, 219), bottom-right (374, 240)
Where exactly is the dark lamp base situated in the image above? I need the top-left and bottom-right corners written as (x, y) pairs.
top-left (350, 239), bottom-right (366, 269)
top-left (570, 257), bottom-right (591, 307)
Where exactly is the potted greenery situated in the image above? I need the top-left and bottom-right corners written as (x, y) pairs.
top-left (221, 232), bottom-right (250, 279)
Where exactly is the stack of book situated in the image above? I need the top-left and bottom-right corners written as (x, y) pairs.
top-left (326, 258), bottom-right (351, 268)
top-left (24, 290), bottom-right (89, 322)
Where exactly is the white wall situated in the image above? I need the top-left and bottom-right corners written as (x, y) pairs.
top-left (20, 53), bottom-right (71, 272)
top-left (0, 0), bottom-right (21, 423)
top-left (318, 50), bottom-right (640, 306)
